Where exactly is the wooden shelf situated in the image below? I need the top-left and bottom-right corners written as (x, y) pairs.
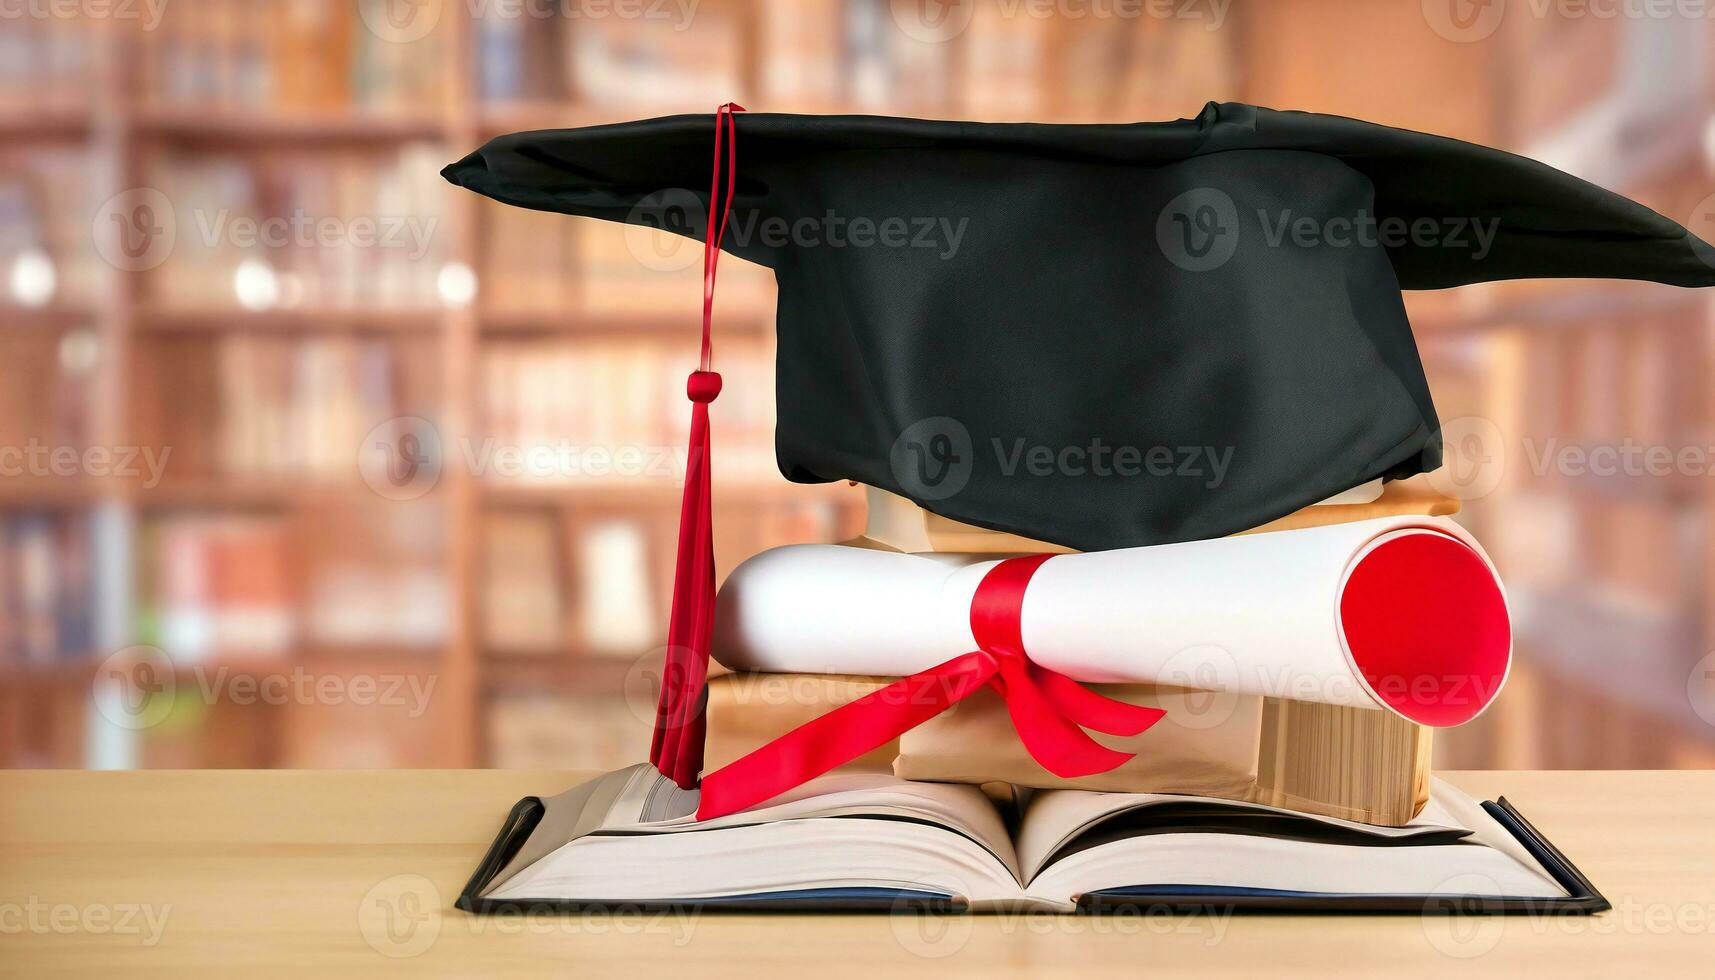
top-left (131, 480), bottom-right (425, 510)
top-left (136, 306), bottom-right (447, 335)
top-left (475, 102), bottom-right (703, 137)
top-left (0, 105), bottom-right (93, 140)
top-left (0, 480), bottom-right (111, 510)
top-left (133, 106), bottom-right (449, 145)
top-left (0, 305), bottom-right (100, 330)
top-left (479, 480), bottom-right (861, 508)
top-left (478, 309), bottom-right (772, 336)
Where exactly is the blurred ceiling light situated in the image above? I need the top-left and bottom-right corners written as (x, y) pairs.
top-left (437, 261), bottom-right (477, 307)
top-left (9, 248), bottom-right (58, 308)
top-left (233, 258), bottom-right (280, 311)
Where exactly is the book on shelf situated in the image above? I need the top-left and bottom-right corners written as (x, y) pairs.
top-left (0, 146), bottom-right (103, 310)
top-left (457, 764), bottom-right (1606, 914)
top-left (569, 11), bottom-right (746, 107)
top-left (481, 510), bottom-right (567, 655)
top-left (479, 337), bottom-right (777, 489)
top-left (0, 327), bottom-right (96, 456)
top-left (144, 0), bottom-right (446, 112)
top-left (297, 501), bottom-right (449, 650)
top-left (138, 514), bottom-right (294, 661)
top-left (146, 144), bottom-right (448, 311)
top-left (0, 512), bottom-right (95, 665)
top-left (134, 332), bottom-right (432, 484)
top-left (0, 14), bottom-right (96, 115)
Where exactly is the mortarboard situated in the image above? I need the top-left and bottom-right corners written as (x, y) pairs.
top-left (445, 101), bottom-right (1715, 552)
top-left (444, 102), bottom-right (1715, 789)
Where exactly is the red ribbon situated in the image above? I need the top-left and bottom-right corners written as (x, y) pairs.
top-left (695, 555), bottom-right (1168, 820)
top-left (651, 103), bottom-right (744, 787)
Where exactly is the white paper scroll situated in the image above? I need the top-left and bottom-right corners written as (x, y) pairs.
top-left (711, 516), bottom-right (1512, 727)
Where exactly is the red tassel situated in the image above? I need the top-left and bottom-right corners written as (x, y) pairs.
top-left (650, 103), bottom-right (743, 787)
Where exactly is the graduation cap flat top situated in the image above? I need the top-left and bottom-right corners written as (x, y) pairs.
top-left (446, 102), bottom-right (1715, 551)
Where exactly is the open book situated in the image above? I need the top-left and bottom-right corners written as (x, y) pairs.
top-left (458, 765), bottom-right (1606, 914)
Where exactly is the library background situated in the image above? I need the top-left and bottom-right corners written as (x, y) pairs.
top-left (1, 0), bottom-right (1713, 772)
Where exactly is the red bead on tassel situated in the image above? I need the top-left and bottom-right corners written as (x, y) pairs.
top-left (649, 104), bottom-right (742, 787)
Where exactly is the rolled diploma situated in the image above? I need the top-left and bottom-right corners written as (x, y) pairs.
top-left (712, 515), bottom-right (1512, 727)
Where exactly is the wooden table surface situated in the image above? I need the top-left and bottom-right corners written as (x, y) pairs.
top-left (2, 769), bottom-right (1711, 977)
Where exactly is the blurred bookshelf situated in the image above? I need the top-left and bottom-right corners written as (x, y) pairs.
top-left (2, 1), bottom-right (1714, 772)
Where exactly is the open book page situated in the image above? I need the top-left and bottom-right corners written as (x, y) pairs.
top-left (482, 767), bottom-right (1024, 904)
top-left (1018, 777), bottom-right (1569, 901)
top-left (1015, 777), bottom-right (1474, 883)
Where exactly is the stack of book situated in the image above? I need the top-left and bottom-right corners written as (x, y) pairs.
top-left (702, 480), bottom-right (1464, 826)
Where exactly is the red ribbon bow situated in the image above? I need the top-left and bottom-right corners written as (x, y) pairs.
top-left (695, 555), bottom-right (1167, 820)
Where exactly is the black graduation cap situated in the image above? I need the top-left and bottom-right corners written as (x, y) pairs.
top-left (444, 101), bottom-right (1715, 552)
